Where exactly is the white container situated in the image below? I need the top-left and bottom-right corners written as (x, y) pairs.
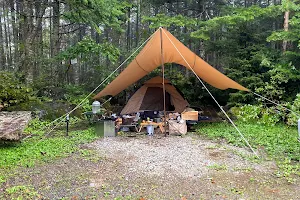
top-left (147, 125), bottom-right (154, 135)
top-left (92, 101), bottom-right (101, 114)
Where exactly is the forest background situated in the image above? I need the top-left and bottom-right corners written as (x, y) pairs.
top-left (0, 0), bottom-right (300, 126)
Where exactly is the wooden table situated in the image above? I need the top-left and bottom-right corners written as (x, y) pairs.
top-left (138, 122), bottom-right (165, 133)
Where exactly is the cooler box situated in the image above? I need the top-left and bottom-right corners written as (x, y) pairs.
top-left (181, 111), bottom-right (198, 121)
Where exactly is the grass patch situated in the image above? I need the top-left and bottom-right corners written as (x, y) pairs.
top-left (0, 128), bottom-right (98, 170)
top-left (0, 175), bottom-right (6, 184)
top-left (230, 186), bottom-right (245, 195)
top-left (196, 121), bottom-right (300, 179)
top-left (196, 121), bottom-right (299, 160)
top-left (0, 118), bottom-right (100, 194)
top-left (206, 144), bottom-right (222, 149)
top-left (229, 149), bottom-right (261, 163)
top-left (4, 185), bottom-right (42, 199)
top-left (207, 164), bottom-right (228, 171)
top-left (79, 149), bottom-right (104, 163)
top-left (233, 167), bottom-right (253, 172)
top-left (276, 158), bottom-right (300, 183)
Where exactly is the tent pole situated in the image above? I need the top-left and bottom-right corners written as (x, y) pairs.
top-left (160, 27), bottom-right (167, 136)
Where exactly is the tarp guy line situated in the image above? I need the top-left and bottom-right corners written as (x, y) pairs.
top-left (26, 30), bottom-right (159, 155)
top-left (45, 97), bottom-right (112, 137)
top-left (252, 92), bottom-right (300, 117)
top-left (40, 29), bottom-right (158, 135)
top-left (161, 28), bottom-right (259, 158)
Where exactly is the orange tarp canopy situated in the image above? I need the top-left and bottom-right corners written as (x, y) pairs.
top-left (94, 28), bottom-right (248, 99)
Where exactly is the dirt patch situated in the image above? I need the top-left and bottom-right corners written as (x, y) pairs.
top-left (1, 134), bottom-right (299, 199)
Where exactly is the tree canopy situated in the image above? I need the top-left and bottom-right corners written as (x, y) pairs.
top-left (0, 0), bottom-right (299, 124)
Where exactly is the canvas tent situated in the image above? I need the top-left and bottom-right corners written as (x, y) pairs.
top-left (94, 27), bottom-right (248, 100)
top-left (120, 76), bottom-right (189, 115)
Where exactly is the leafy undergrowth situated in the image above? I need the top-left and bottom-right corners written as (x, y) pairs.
top-left (196, 121), bottom-right (300, 181)
top-left (4, 185), bottom-right (42, 200)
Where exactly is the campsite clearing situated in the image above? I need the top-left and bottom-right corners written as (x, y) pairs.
top-left (1, 133), bottom-right (299, 200)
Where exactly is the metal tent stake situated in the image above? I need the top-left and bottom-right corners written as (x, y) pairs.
top-left (66, 114), bottom-right (70, 136)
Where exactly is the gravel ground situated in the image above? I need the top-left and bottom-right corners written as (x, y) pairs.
top-left (1, 134), bottom-right (299, 199)
top-left (89, 135), bottom-right (268, 178)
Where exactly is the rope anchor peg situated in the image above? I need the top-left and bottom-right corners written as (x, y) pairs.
top-left (66, 114), bottom-right (70, 136)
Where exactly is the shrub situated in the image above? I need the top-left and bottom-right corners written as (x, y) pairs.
top-left (236, 104), bottom-right (261, 122)
top-left (0, 72), bottom-right (36, 109)
top-left (64, 85), bottom-right (92, 113)
top-left (287, 94), bottom-right (300, 126)
top-left (233, 104), bottom-right (281, 126)
top-left (260, 107), bottom-right (281, 126)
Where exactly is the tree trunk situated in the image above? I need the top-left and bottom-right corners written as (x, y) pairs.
top-left (105, 28), bottom-right (110, 67)
top-left (127, 7), bottom-right (131, 51)
top-left (10, 0), bottom-right (19, 68)
top-left (3, 2), bottom-right (11, 68)
top-left (0, 4), bottom-right (6, 69)
top-left (17, 0), bottom-right (34, 82)
top-left (33, 1), bottom-right (44, 79)
top-left (79, 25), bottom-right (85, 40)
top-left (4, 2), bottom-right (12, 67)
top-left (17, 0), bottom-right (24, 73)
top-left (135, 0), bottom-right (140, 47)
top-left (282, 9), bottom-right (289, 52)
top-left (25, 0), bottom-right (34, 83)
top-left (198, 0), bottom-right (205, 58)
top-left (184, 0), bottom-right (190, 77)
top-left (18, 0), bottom-right (34, 82)
top-left (51, 0), bottom-right (61, 83)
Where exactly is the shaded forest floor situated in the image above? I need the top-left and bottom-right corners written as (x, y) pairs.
top-left (1, 134), bottom-right (299, 200)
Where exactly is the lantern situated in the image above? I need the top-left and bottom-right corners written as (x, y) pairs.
top-left (92, 101), bottom-right (101, 114)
